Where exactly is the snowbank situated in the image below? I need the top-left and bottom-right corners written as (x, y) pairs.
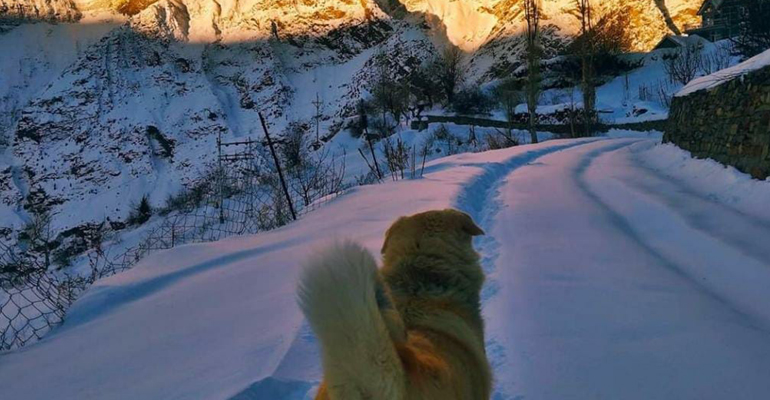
top-left (634, 142), bottom-right (770, 222)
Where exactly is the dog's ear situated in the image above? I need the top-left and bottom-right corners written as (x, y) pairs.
top-left (381, 228), bottom-right (391, 254)
top-left (381, 218), bottom-right (402, 254)
top-left (454, 210), bottom-right (485, 236)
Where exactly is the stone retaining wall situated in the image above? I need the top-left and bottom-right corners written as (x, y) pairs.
top-left (664, 66), bottom-right (770, 179)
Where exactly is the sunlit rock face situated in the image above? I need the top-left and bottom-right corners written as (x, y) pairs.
top-left (604, 0), bottom-right (700, 51)
top-left (396, 0), bottom-right (700, 53)
top-left (396, 0), bottom-right (701, 81)
top-left (397, 0), bottom-right (497, 51)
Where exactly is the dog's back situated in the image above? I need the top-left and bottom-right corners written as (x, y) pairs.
top-left (298, 210), bottom-right (491, 400)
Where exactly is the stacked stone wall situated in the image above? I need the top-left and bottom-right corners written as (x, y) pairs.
top-left (665, 66), bottom-right (770, 179)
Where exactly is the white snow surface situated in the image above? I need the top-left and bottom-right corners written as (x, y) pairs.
top-left (677, 47), bottom-right (770, 97)
top-left (2, 135), bottom-right (770, 400)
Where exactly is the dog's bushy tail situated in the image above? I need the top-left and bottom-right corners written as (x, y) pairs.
top-left (298, 241), bottom-right (406, 399)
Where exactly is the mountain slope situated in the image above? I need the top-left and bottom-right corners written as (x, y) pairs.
top-left (0, 0), bottom-right (700, 243)
top-left (1, 0), bottom-right (435, 232)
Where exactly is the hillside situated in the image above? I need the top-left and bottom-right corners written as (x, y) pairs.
top-left (0, 0), bottom-right (701, 233)
top-left (0, 0), bottom-right (436, 233)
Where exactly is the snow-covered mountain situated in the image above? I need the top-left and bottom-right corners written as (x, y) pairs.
top-left (0, 0), bottom-right (700, 235)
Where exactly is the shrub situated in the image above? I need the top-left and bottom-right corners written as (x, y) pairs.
top-left (281, 122), bottom-right (310, 170)
top-left (451, 87), bottom-right (493, 115)
top-left (431, 125), bottom-right (464, 155)
top-left (128, 195), bottom-right (152, 225)
top-left (483, 131), bottom-right (519, 150)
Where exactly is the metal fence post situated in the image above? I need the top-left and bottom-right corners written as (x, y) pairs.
top-left (259, 112), bottom-right (297, 221)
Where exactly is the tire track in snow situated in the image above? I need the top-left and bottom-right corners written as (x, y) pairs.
top-left (451, 138), bottom-right (600, 400)
top-left (575, 141), bottom-right (770, 334)
top-left (619, 144), bottom-right (770, 264)
top-left (629, 141), bottom-right (770, 228)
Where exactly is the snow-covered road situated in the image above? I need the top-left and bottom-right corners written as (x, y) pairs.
top-left (480, 139), bottom-right (770, 399)
top-left (1, 136), bottom-right (769, 400)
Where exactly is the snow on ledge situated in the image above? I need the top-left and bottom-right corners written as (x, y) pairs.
top-left (676, 48), bottom-right (770, 97)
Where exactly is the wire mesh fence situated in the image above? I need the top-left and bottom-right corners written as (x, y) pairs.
top-left (0, 269), bottom-right (70, 350)
top-left (1, 127), bottom-right (346, 352)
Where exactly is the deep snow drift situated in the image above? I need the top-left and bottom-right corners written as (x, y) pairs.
top-left (1, 134), bottom-right (769, 400)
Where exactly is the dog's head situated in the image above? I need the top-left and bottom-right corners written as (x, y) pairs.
top-left (381, 209), bottom-right (484, 265)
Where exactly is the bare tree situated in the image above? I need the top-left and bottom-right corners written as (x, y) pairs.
top-left (524, 0), bottom-right (542, 144)
top-left (406, 62), bottom-right (438, 114)
top-left (732, 0), bottom-right (770, 57)
top-left (432, 46), bottom-right (466, 105)
top-left (493, 78), bottom-right (523, 140)
top-left (371, 57), bottom-right (409, 127)
top-left (312, 93), bottom-right (323, 147)
top-left (656, 79), bottom-right (674, 108)
top-left (566, 84), bottom-right (580, 138)
top-left (354, 100), bottom-right (383, 180)
top-left (664, 43), bottom-right (704, 85)
top-left (288, 146), bottom-right (346, 207)
top-left (572, 0), bottom-right (597, 136)
top-left (702, 42), bottom-right (733, 74)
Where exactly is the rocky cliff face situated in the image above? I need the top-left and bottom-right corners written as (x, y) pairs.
top-left (0, 0), bottom-right (699, 233)
top-left (396, 0), bottom-right (700, 81)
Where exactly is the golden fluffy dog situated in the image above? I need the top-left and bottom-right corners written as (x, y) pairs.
top-left (298, 209), bottom-right (491, 400)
